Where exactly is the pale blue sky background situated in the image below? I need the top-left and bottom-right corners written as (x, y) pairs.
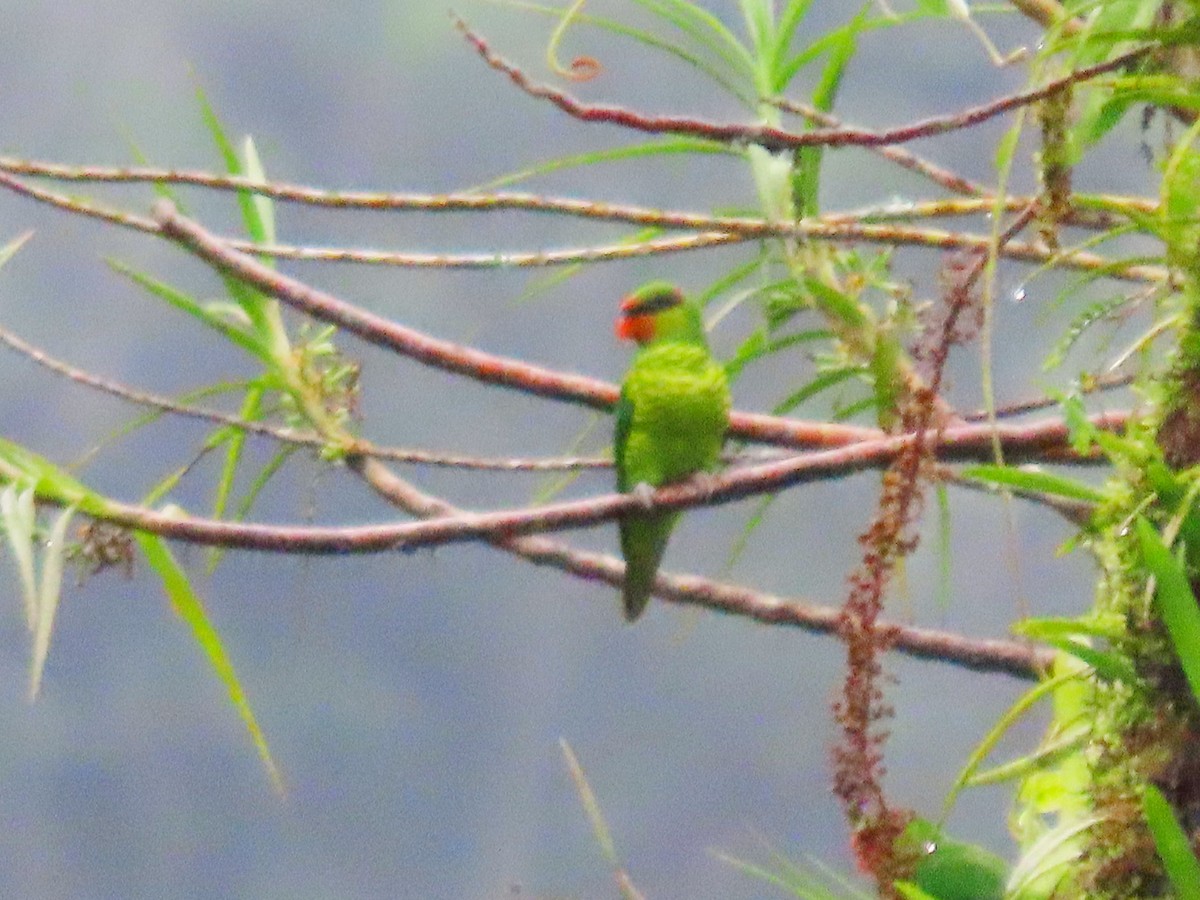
top-left (0, 3), bottom-right (1153, 898)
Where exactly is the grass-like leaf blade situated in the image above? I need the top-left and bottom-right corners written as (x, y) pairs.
top-left (107, 260), bottom-right (270, 362)
top-left (136, 533), bottom-right (285, 795)
top-left (1136, 516), bottom-right (1200, 706)
top-left (961, 464), bottom-right (1104, 504)
top-left (1143, 783), bottom-right (1200, 899)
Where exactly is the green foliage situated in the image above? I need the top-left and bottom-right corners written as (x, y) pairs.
top-left (137, 533), bottom-right (284, 795)
top-left (1136, 518), bottom-right (1200, 706)
top-left (1143, 783), bottom-right (1200, 899)
top-left (0, 484), bottom-right (74, 700)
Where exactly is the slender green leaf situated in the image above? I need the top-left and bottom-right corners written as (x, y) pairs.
top-left (1024, 635), bottom-right (1136, 685)
top-left (713, 848), bottom-right (872, 899)
top-left (968, 732), bottom-right (1087, 787)
top-left (740, 0), bottom-right (773, 58)
top-left (772, 365), bottom-right (867, 415)
top-left (790, 5), bottom-right (867, 214)
top-left (724, 328), bottom-right (829, 380)
top-left (697, 251), bottom-right (769, 309)
top-left (136, 532), bottom-right (285, 795)
top-left (629, 0), bottom-right (757, 83)
top-left (208, 444), bottom-right (296, 575)
top-left (778, 10), bottom-right (923, 90)
top-left (142, 444), bottom-right (220, 509)
top-left (804, 276), bottom-right (868, 328)
top-left (1043, 294), bottom-right (1135, 371)
top-left (1, 484), bottom-right (38, 628)
top-left (1016, 615), bottom-right (1125, 643)
top-left (474, 136), bottom-right (738, 191)
top-left (1006, 816), bottom-right (1098, 897)
top-left (0, 230), bottom-right (33, 270)
top-left (832, 395), bottom-right (879, 421)
top-left (1143, 784), bottom-right (1200, 900)
top-left (241, 135), bottom-right (277, 246)
top-left (194, 86), bottom-right (276, 339)
top-left (944, 667), bottom-right (1081, 814)
top-left (107, 260), bottom-right (269, 361)
top-left (724, 493), bottom-right (777, 574)
top-left (771, 0), bottom-right (817, 76)
top-left (1069, 0), bottom-right (1162, 149)
top-left (509, 225), bottom-right (668, 306)
top-left (961, 464), bottom-right (1105, 504)
top-left (29, 504), bottom-right (75, 700)
top-left (803, 4), bottom-right (865, 108)
top-left (1136, 517), bottom-right (1200, 705)
top-left (211, 384), bottom-right (266, 526)
top-left (560, 738), bottom-right (617, 862)
top-left (197, 86), bottom-right (269, 247)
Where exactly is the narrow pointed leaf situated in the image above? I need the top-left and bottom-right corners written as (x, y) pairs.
top-left (211, 384), bottom-right (266, 528)
top-left (1, 485), bottom-right (38, 629)
top-left (29, 504), bottom-right (75, 700)
top-left (1143, 784), bottom-right (1200, 899)
top-left (136, 533), bottom-right (285, 795)
top-left (208, 444), bottom-right (296, 574)
top-left (107, 260), bottom-right (269, 361)
top-left (473, 136), bottom-right (737, 191)
top-left (961, 465), bottom-right (1104, 504)
top-left (241, 135), bottom-right (277, 246)
top-left (629, 0), bottom-right (757, 82)
top-left (1136, 517), bottom-right (1200, 705)
top-left (0, 231), bottom-right (34, 270)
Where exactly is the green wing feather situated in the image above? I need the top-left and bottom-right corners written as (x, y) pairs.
top-left (614, 390), bottom-right (633, 493)
top-left (616, 386), bottom-right (673, 620)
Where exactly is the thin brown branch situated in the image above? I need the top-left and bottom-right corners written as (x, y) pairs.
top-left (57, 411), bottom-right (1124, 558)
top-left (150, 201), bottom-right (1132, 461)
top-left (963, 370), bottom-right (1136, 421)
top-left (0, 155), bottom-right (1154, 237)
top-left (0, 441), bottom-right (1050, 678)
top-left (0, 167), bottom-right (1166, 283)
top-left (219, 231), bottom-right (744, 267)
top-left (769, 98), bottom-right (988, 197)
top-left (349, 456), bottom-right (1055, 681)
top-left (455, 14), bottom-right (1148, 151)
top-left (0, 316), bottom-right (613, 472)
top-left (149, 200), bottom-right (893, 450)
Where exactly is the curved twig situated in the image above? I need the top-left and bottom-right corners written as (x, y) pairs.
top-left (454, 14), bottom-right (1148, 152)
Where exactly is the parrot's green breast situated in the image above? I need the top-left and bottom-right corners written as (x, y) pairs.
top-left (618, 342), bottom-right (730, 489)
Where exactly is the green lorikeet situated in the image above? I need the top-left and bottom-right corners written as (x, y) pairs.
top-left (613, 282), bottom-right (731, 621)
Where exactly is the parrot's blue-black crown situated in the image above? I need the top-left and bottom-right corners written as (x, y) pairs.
top-left (620, 284), bottom-right (684, 316)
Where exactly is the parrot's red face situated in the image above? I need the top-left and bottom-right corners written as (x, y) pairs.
top-left (615, 286), bottom-right (684, 344)
top-left (615, 309), bottom-right (656, 343)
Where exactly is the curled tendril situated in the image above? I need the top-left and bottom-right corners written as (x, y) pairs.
top-left (547, 0), bottom-right (602, 82)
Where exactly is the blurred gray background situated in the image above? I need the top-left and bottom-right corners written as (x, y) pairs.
top-left (0, 3), bottom-right (1153, 898)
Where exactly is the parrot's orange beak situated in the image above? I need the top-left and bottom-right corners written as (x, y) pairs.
top-left (616, 295), bottom-right (656, 343)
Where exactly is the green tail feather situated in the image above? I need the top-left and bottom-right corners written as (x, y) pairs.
top-left (619, 511), bottom-right (677, 621)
